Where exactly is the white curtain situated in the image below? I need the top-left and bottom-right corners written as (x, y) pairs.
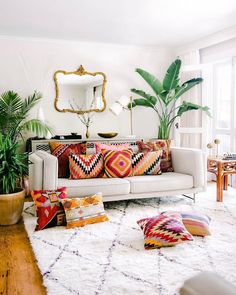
top-left (200, 38), bottom-right (236, 188)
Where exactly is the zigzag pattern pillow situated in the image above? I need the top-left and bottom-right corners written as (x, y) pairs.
top-left (137, 213), bottom-right (193, 249)
top-left (69, 153), bottom-right (104, 179)
top-left (132, 151), bottom-right (162, 176)
top-left (103, 149), bottom-right (132, 178)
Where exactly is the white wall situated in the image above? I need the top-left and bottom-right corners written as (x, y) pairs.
top-left (0, 36), bottom-right (173, 139)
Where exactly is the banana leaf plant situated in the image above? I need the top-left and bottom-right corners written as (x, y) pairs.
top-left (0, 90), bottom-right (52, 143)
top-left (130, 59), bottom-right (211, 139)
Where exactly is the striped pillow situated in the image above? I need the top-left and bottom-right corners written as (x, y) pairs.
top-left (162, 211), bottom-right (211, 236)
top-left (181, 212), bottom-right (211, 236)
top-left (132, 151), bottom-right (162, 176)
top-left (61, 192), bottom-right (108, 228)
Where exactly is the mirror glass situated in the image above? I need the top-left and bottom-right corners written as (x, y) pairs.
top-left (54, 66), bottom-right (106, 114)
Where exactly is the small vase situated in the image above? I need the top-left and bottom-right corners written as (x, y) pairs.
top-left (86, 126), bottom-right (90, 138)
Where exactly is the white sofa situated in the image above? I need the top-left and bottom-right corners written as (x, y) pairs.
top-left (29, 147), bottom-right (206, 202)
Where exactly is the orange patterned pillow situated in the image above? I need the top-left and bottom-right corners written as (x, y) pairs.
top-left (61, 192), bottom-right (108, 228)
top-left (103, 149), bottom-right (133, 178)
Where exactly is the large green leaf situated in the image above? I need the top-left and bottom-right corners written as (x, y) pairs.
top-left (135, 68), bottom-right (163, 96)
top-left (130, 88), bottom-right (157, 105)
top-left (177, 101), bottom-right (211, 117)
top-left (174, 78), bottom-right (203, 99)
top-left (129, 98), bottom-right (154, 109)
top-left (19, 119), bottom-right (53, 137)
top-left (163, 59), bottom-right (181, 91)
top-left (20, 91), bottom-right (42, 116)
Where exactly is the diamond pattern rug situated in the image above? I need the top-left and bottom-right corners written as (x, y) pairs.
top-left (23, 185), bottom-right (236, 295)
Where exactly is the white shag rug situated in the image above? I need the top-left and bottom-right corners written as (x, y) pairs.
top-left (23, 185), bottom-right (236, 295)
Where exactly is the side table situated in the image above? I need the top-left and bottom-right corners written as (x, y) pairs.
top-left (207, 157), bottom-right (236, 202)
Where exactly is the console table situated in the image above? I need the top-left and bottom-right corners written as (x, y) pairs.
top-left (207, 157), bottom-right (236, 202)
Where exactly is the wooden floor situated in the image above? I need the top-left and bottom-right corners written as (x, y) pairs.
top-left (0, 219), bottom-right (46, 295)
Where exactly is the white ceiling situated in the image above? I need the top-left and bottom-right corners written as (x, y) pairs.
top-left (0, 0), bottom-right (236, 47)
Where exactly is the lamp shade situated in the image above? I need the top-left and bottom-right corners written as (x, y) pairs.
top-left (109, 95), bottom-right (130, 116)
top-left (37, 106), bottom-right (45, 122)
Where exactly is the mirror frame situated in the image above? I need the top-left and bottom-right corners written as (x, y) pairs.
top-left (54, 65), bottom-right (107, 114)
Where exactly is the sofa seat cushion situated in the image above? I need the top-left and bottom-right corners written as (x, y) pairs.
top-left (126, 173), bottom-right (193, 194)
top-left (58, 177), bottom-right (130, 197)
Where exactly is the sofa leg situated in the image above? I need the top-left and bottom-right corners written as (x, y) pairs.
top-left (182, 193), bottom-right (196, 203)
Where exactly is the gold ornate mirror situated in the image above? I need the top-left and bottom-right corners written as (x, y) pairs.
top-left (54, 65), bottom-right (107, 114)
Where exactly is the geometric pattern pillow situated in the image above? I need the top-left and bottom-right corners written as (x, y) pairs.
top-left (68, 153), bottom-right (104, 179)
top-left (103, 149), bottom-right (133, 178)
top-left (137, 213), bottom-right (193, 249)
top-left (137, 140), bottom-right (173, 172)
top-left (31, 187), bottom-right (67, 231)
top-left (60, 192), bottom-right (109, 229)
top-left (132, 151), bottom-right (162, 176)
top-left (49, 142), bottom-right (83, 178)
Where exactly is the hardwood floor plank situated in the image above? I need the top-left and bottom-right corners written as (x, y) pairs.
top-left (0, 219), bottom-right (46, 295)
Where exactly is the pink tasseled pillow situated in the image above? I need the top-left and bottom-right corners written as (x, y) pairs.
top-left (95, 143), bottom-right (130, 153)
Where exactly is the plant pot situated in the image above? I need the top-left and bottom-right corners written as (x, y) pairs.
top-left (0, 190), bottom-right (25, 225)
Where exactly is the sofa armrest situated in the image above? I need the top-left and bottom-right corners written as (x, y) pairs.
top-left (29, 151), bottom-right (58, 191)
top-left (171, 147), bottom-right (206, 189)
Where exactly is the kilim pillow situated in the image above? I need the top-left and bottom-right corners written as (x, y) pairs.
top-left (31, 187), bottom-right (67, 231)
top-left (68, 153), bottom-right (104, 179)
top-left (132, 151), bottom-right (162, 176)
top-left (163, 211), bottom-right (211, 236)
top-left (103, 149), bottom-right (133, 178)
top-left (137, 140), bottom-right (173, 172)
top-left (137, 213), bottom-right (193, 249)
top-left (49, 142), bottom-right (83, 178)
top-left (61, 192), bottom-right (108, 228)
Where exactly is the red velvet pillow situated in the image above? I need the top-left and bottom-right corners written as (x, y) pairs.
top-left (49, 142), bottom-right (83, 178)
top-left (31, 187), bottom-right (67, 231)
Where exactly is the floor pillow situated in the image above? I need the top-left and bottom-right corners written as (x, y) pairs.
top-left (137, 213), bottom-right (193, 249)
top-left (103, 149), bottom-right (133, 178)
top-left (68, 153), bottom-right (104, 179)
top-left (132, 150), bottom-right (162, 176)
top-left (61, 192), bottom-right (108, 228)
top-left (49, 141), bottom-right (83, 178)
top-left (163, 211), bottom-right (211, 236)
top-left (31, 187), bottom-right (67, 231)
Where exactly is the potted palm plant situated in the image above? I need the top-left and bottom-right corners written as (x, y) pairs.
top-left (0, 134), bottom-right (28, 225)
top-left (130, 58), bottom-right (210, 139)
top-left (0, 90), bottom-right (51, 225)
